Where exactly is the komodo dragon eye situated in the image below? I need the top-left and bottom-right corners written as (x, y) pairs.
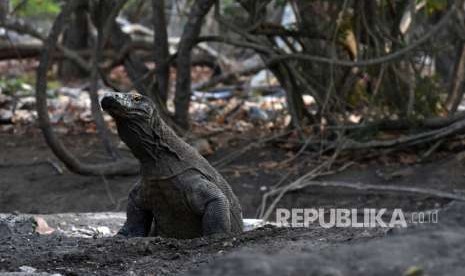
top-left (132, 94), bottom-right (142, 102)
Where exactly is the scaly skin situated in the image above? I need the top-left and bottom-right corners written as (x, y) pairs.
top-left (101, 92), bottom-right (243, 238)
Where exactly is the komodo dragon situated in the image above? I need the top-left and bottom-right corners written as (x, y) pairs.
top-left (100, 92), bottom-right (243, 238)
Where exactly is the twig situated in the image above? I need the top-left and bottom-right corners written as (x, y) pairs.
top-left (260, 147), bottom-right (345, 221)
top-left (419, 139), bottom-right (444, 161)
top-left (46, 158), bottom-right (64, 175)
top-left (280, 135), bottom-right (314, 165)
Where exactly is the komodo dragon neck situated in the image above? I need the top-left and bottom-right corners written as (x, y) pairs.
top-left (117, 115), bottom-right (195, 179)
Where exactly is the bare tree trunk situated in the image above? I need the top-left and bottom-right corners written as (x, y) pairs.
top-left (58, 1), bottom-right (90, 81)
top-left (174, 0), bottom-right (216, 129)
top-left (446, 42), bottom-right (465, 114)
top-left (406, 63), bottom-right (416, 118)
top-left (152, 0), bottom-right (170, 105)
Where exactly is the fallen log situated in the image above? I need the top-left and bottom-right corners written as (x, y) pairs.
top-left (0, 41), bottom-right (42, 59)
top-left (342, 115), bottom-right (465, 150)
top-left (269, 180), bottom-right (465, 202)
top-left (355, 111), bottom-right (465, 132)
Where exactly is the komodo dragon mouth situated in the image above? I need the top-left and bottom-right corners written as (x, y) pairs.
top-left (100, 92), bottom-right (154, 118)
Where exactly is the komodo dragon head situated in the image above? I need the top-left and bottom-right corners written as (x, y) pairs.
top-left (100, 92), bottom-right (161, 161)
top-left (100, 92), bottom-right (155, 120)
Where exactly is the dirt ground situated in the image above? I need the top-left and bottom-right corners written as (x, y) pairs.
top-left (1, 130), bottom-right (465, 275)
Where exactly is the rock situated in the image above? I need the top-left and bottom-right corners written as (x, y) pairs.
top-left (0, 221), bottom-right (12, 240)
top-left (96, 226), bottom-right (111, 237)
top-left (0, 273), bottom-right (62, 276)
top-left (250, 69), bottom-right (277, 87)
top-left (242, 219), bottom-right (265, 232)
top-left (19, 266), bottom-right (36, 273)
top-left (438, 201), bottom-right (465, 227)
top-left (10, 215), bottom-right (34, 235)
top-left (12, 110), bottom-right (36, 124)
top-left (248, 106), bottom-right (269, 122)
top-left (0, 109), bottom-right (13, 122)
top-left (56, 87), bottom-right (81, 99)
top-left (192, 89), bottom-right (233, 100)
top-left (0, 214), bottom-right (37, 236)
top-left (117, 141), bottom-right (130, 151)
top-left (0, 94), bottom-right (13, 107)
top-left (17, 97), bottom-right (35, 110)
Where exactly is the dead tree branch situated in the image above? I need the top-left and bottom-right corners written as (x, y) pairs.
top-left (341, 115), bottom-right (465, 150)
top-left (192, 63), bottom-right (266, 90)
top-left (446, 42), bottom-right (465, 113)
top-left (356, 111), bottom-right (465, 132)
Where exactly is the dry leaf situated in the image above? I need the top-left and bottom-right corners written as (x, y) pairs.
top-left (259, 161), bottom-right (279, 169)
top-left (34, 216), bottom-right (55, 235)
top-left (399, 154), bottom-right (416, 164)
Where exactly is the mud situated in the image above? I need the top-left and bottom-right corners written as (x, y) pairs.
top-left (0, 132), bottom-right (464, 275)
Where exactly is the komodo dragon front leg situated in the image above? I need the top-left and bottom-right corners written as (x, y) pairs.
top-left (117, 181), bottom-right (153, 237)
top-left (186, 173), bottom-right (232, 235)
top-left (119, 172), bottom-right (232, 237)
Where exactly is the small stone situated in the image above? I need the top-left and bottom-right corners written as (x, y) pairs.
top-left (96, 226), bottom-right (111, 236)
top-left (0, 222), bottom-right (12, 240)
top-left (222, 241), bottom-right (233, 247)
top-left (19, 265), bottom-right (37, 273)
